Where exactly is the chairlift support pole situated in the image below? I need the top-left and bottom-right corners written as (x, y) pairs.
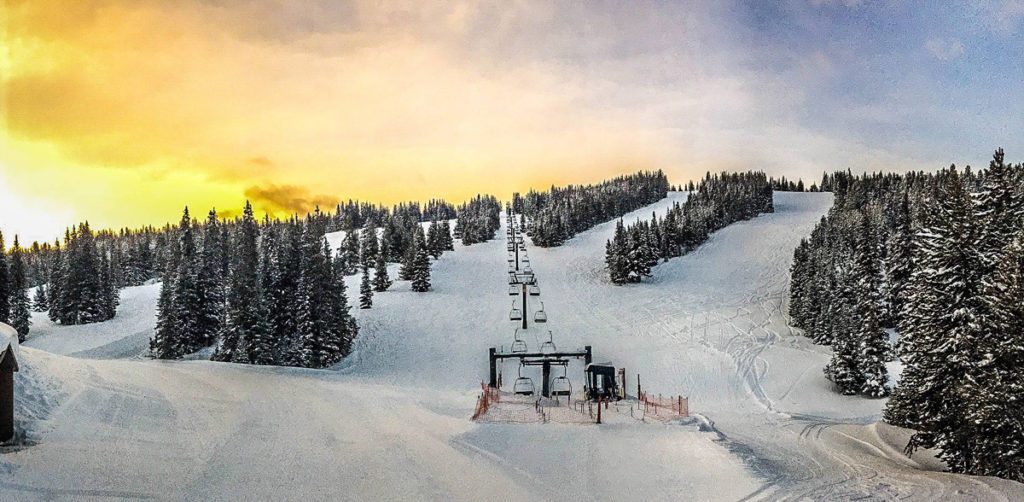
top-left (521, 283), bottom-right (528, 330)
top-left (542, 361), bottom-right (551, 398)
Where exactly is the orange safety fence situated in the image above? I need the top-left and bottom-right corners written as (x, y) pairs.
top-left (639, 391), bottom-right (689, 417)
top-left (472, 382), bottom-right (501, 420)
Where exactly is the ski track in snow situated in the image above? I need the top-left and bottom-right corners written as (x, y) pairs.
top-left (4, 192), bottom-right (1023, 501)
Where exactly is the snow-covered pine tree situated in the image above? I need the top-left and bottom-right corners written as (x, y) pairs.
top-left (339, 229), bottom-right (360, 276)
top-left (289, 218), bottom-right (343, 368)
top-left (330, 239), bottom-right (357, 358)
top-left (885, 191), bottom-right (915, 328)
top-left (399, 225), bottom-right (424, 281)
top-left (197, 209), bottom-right (226, 348)
top-left (0, 232), bottom-right (9, 324)
top-left (372, 241), bottom-right (392, 293)
top-left (440, 220), bottom-right (455, 251)
top-left (33, 283), bottom-right (48, 312)
top-left (426, 219), bottom-right (441, 258)
top-left (885, 168), bottom-right (981, 472)
top-left (606, 220), bottom-right (628, 285)
top-left (99, 247), bottom-right (119, 321)
top-left (359, 218), bottom-right (378, 268)
top-left (975, 149), bottom-right (1024, 275)
top-left (167, 207), bottom-right (207, 357)
top-left (359, 264), bottom-right (373, 308)
top-left (151, 219), bottom-right (182, 359)
top-left (256, 221), bottom-right (282, 365)
top-left (214, 201), bottom-right (269, 364)
top-left (968, 232), bottom-right (1024, 481)
top-left (269, 218), bottom-right (303, 349)
top-left (8, 236), bottom-right (31, 341)
top-left (851, 212), bottom-right (889, 397)
top-left (823, 262), bottom-right (863, 394)
top-left (46, 239), bottom-right (64, 323)
top-left (411, 229), bottom-right (432, 292)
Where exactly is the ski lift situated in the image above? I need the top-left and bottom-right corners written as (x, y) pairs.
top-left (513, 365), bottom-right (535, 396)
top-left (534, 302), bottom-right (548, 323)
top-left (508, 284), bottom-right (519, 296)
top-left (540, 330), bottom-right (556, 353)
top-left (511, 328), bottom-right (528, 353)
top-left (551, 366), bottom-right (572, 397)
top-left (529, 284), bottom-right (540, 296)
top-left (509, 301), bottom-right (522, 321)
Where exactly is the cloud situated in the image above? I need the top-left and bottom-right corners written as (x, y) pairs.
top-left (243, 183), bottom-right (338, 217)
top-left (925, 37), bottom-right (965, 61)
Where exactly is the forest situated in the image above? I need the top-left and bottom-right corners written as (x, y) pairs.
top-left (789, 149), bottom-right (1024, 481)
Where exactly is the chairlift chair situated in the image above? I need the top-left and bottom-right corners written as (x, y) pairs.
top-left (540, 330), bottom-right (556, 353)
top-left (510, 328), bottom-right (528, 353)
top-left (534, 302), bottom-right (548, 323)
top-left (508, 284), bottom-right (519, 296)
top-left (529, 284), bottom-right (540, 296)
top-left (509, 301), bottom-right (523, 321)
top-left (551, 366), bottom-right (572, 397)
top-left (513, 365), bottom-right (535, 396)
top-left (523, 265), bottom-right (533, 274)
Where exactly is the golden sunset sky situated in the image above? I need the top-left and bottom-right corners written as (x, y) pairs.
top-left (3, 1), bottom-right (1022, 243)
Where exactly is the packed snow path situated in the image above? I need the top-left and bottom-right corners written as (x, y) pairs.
top-left (6, 192), bottom-right (1022, 500)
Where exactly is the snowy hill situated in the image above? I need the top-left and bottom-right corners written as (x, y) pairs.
top-left (3, 192), bottom-right (1022, 500)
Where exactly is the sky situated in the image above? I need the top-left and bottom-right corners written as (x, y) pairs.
top-left (2, 0), bottom-right (1023, 243)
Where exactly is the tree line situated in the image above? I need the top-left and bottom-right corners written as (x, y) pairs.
top-left (516, 170), bottom-right (670, 247)
top-left (606, 171), bottom-right (774, 284)
top-left (788, 149), bottom-right (1024, 481)
top-left (150, 198), bottom-right (466, 367)
top-left (0, 232), bottom-right (31, 342)
top-left (453, 195), bottom-right (502, 245)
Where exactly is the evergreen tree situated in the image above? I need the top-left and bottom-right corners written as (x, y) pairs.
top-left (886, 191), bottom-right (915, 327)
top-left (975, 148), bottom-right (1023, 274)
top-left (885, 169), bottom-right (981, 472)
top-left (823, 264), bottom-right (862, 394)
top-left (33, 283), bottom-right (48, 312)
top-left (968, 233), bottom-right (1024, 481)
top-left (372, 242), bottom-right (392, 293)
top-left (214, 201), bottom-right (269, 364)
top-left (289, 218), bottom-right (353, 368)
top-left (169, 207), bottom-right (206, 357)
top-left (359, 264), bottom-right (373, 308)
top-left (268, 219), bottom-right (303, 350)
top-left (197, 210), bottom-right (226, 347)
top-left (440, 220), bottom-right (455, 251)
top-left (359, 218), bottom-right (378, 268)
top-left (339, 229), bottom-right (361, 276)
top-left (426, 220), bottom-right (442, 258)
top-left (8, 237), bottom-right (31, 341)
top-left (851, 213), bottom-right (889, 397)
top-left (151, 223), bottom-right (181, 359)
top-left (0, 232), bottom-right (9, 324)
top-left (410, 229), bottom-right (432, 292)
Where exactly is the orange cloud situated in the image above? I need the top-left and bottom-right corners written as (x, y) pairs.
top-left (243, 183), bottom-right (338, 217)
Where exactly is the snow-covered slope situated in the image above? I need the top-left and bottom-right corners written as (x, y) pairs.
top-left (23, 283), bottom-right (160, 359)
top-left (3, 192), bottom-right (1022, 501)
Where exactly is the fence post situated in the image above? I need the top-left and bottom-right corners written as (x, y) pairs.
top-left (597, 397), bottom-right (602, 424)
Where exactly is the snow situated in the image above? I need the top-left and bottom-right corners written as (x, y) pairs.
top-left (0, 322), bottom-right (17, 365)
top-left (22, 283), bottom-right (160, 359)
top-left (2, 192), bottom-right (1022, 500)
